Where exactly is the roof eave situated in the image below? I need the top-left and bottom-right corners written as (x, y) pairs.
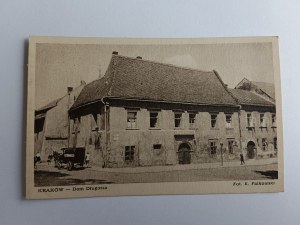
top-left (239, 103), bottom-right (275, 107)
top-left (102, 96), bottom-right (239, 108)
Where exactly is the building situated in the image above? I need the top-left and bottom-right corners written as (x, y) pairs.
top-left (69, 52), bottom-right (242, 167)
top-left (229, 83), bottom-right (277, 159)
top-left (34, 82), bottom-right (85, 160)
top-left (235, 78), bottom-right (276, 103)
top-left (67, 52), bottom-right (277, 168)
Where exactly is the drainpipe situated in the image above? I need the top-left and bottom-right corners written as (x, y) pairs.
top-left (237, 105), bottom-right (243, 154)
top-left (67, 93), bottom-right (71, 149)
top-left (100, 98), bottom-right (108, 167)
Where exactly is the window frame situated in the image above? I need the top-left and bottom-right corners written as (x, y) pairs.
top-left (225, 113), bottom-right (233, 129)
top-left (174, 112), bottom-right (183, 128)
top-left (260, 113), bottom-right (266, 128)
top-left (210, 113), bottom-right (217, 128)
top-left (127, 110), bottom-right (138, 129)
top-left (124, 145), bottom-right (135, 162)
top-left (227, 139), bottom-right (235, 154)
top-left (246, 112), bottom-right (254, 128)
top-left (262, 138), bottom-right (267, 151)
top-left (272, 113), bottom-right (276, 127)
top-left (149, 111), bottom-right (160, 129)
top-left (209, 140), bottom-right (217, 156)
top-left (274, 137), bottom-right (277, 150)
top-left (153, 144), bottom-right (162, 150)
top-left (189, 113), bottom-right (196, 129)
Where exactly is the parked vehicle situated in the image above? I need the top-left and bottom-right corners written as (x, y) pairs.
top-left (53, 147), bottom-right (85, 171)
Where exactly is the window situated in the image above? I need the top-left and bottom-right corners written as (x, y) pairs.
top-left (228, 139), bottom-right (234, 154)
top-left (272, 114), bottom-right (276, 127)
top-left (153, 144), bottom-right (162, 150)
top-left (189, 113), bottom-right (196, 128)
top-left (260, 113), bottom-right (266, 127)
top-left (210, 114), bottom-right (217, 128)
top-left (262, 138), bottom-right (267, 151)
top-left (73, 117), bottom-right (81, 133)
top-left (209, 140), bottom-right (217, 156)
top-left (274, 137), bottom-right (277, 150)
top-left (246, 113), bottom-right (253, 127)
top-left (127, 111), bottom-right (137, 129)
top-left (225, 114), bottom-right (232, 128)
top-left (125, 146), bottom-right (135, 162)
top-left (150, 112), bottom-right (159, 128)
top-left (174, 112), bottom-right (182, 128)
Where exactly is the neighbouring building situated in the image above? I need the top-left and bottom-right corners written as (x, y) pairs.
top-left (229, 88), bottom-right (277, 159)
top-left (34, 82), bottom-right (85, 160)
top-left (235, 78), bottom-right (276, 103)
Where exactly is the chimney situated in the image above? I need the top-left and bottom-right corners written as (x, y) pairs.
top-left (136, 56), bottom-right (142, 59)
top-left (67, 87), bottom-right (73, 95)
top-left (80, 80), bottom-right (86, 85)
top-left (112, 51), bottom-right (118, 55)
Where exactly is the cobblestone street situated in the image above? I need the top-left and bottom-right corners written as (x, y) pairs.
top-left (34, 162), bottom-right (278, 187)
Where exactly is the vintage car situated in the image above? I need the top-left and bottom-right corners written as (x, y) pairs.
top-left (53, 147), bottom-right (86, 171)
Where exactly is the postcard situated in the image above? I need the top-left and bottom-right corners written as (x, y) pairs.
top-left (26, 36), bottom-right (284, 199)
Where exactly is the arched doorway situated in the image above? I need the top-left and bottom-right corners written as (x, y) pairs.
top-left (247, 141), bottom-right (256, 159)
top-left (178, 143), bottom-right (191, 164)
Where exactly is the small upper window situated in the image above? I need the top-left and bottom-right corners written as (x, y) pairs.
top-left (150, 112), bottom-right (159, 128)
top-left (189, 113), bottom-right (196, 128)
top-left (260, 113), bottom-right (266, 127)
top-left (174, 112), bottom-right (182, 128)
top-left (127, 111), bottom-right (137, 129)
top-left (210, 114), bottom-right (217, 128)
top-left (225, 114), bottom-right (232, 128)
top-left (73, 117), bottom-right (81, 132)
top-left (247, 113), bottom-right (253, 127)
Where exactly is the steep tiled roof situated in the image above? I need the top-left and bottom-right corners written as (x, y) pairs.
top-left (229, 88), bottom-right (275, 106)
top-left (251, 81), bottom-right (275, 100)
top-left (235, 78), bottom-right (275, 101)
top-left (71, 54), bottom-right (238, 110)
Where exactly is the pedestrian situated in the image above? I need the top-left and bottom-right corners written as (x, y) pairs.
top-left (85, 152), bottom-right (90, 168)
top-left (240, 153), bottom-right (245, 165)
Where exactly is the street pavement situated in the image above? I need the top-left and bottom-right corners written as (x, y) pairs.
top-left (34, 160), bottom-right (278, 187)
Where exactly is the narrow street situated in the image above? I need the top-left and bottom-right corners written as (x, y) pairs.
top-left (34, 162), bottom-right (278, 187)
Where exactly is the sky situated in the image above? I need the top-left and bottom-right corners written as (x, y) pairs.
top-left (35, 42), bottom-right (274, 109)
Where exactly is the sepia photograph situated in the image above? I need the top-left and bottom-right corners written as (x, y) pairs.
top-left (26, 36), bottom-right (283, 199)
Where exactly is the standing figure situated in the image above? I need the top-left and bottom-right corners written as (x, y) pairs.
top-left (240, 153), bottom-right (245, 165)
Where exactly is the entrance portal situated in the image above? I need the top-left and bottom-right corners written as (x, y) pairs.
top-left (178, 143), bottom-right (191, 164)
top-left (247, 141), bottom-right (256, 159)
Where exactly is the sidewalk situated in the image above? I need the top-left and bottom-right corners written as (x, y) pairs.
top-left (90, 157), bottom-right (278, 174)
